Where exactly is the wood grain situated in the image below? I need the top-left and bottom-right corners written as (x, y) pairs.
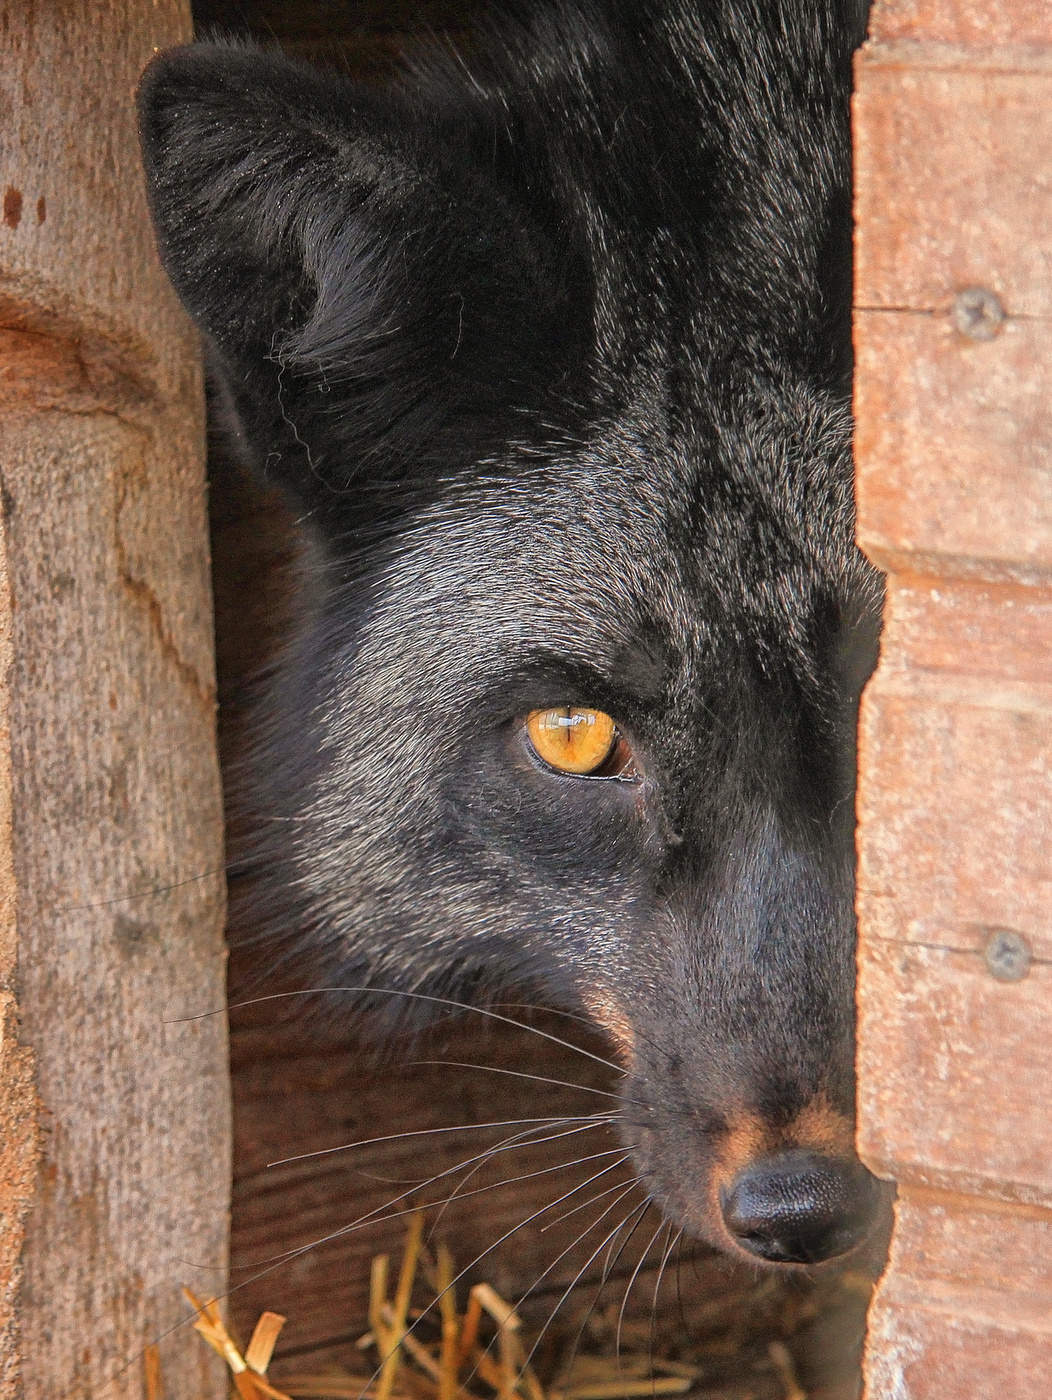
top-left (865, 1190), bottom-right (1052, 1400)
top-left (224, 1001), bottom-right (877, 1397)
top-left (853, 7), bottom-right (1051, 1396)
top-left (0, 3), bottom-right (229, 1397)
top-left (854, 312), bottom-right (1051, 580)
top-left (867, 0), bottom-right (1052, 47)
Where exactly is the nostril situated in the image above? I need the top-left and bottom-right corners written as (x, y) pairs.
top-left (720, 1149), bottom-right (880, 1265)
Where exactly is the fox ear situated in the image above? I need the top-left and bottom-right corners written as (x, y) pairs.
top-left (138, 42), bottom-right (589, 510)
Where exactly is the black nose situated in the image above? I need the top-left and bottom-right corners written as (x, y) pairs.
top-left (720, 1149), bottom-right (879, 1264)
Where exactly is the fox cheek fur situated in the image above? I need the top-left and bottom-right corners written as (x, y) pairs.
top-left (138, 0), bottom-right (885, 1267)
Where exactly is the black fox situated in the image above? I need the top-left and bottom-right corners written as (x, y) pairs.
top-left (138, 0), bottom-right (884, 1267)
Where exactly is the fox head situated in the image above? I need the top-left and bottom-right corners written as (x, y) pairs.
top-left (139, 0), bottom-right (883, 1265)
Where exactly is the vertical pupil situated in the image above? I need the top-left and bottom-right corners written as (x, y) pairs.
top-left (541, 708), bottom-right (593, 755)
top-left (527, 707), bottom-right (616, 773)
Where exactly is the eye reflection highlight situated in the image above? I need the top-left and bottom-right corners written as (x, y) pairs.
top-left (525, 707), bottom-right (618, 775)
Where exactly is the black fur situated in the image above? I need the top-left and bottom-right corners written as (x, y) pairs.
top-left (139, 0), bottom-right (882, 1259)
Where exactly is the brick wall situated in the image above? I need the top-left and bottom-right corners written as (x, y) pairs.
top-left (852, 4), bottom-right (1052, 1396)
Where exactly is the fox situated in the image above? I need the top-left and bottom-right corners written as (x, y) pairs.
top-left (138, 0), bottom-right (884, 1269)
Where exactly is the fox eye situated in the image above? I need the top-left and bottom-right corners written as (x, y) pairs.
top-left (525, 707), bottom-right (619, 775)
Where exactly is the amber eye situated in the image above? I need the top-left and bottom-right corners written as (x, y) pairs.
top-left (525, 707), bottom-right (618, 775)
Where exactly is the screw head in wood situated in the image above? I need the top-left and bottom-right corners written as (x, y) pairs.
top-left (952, 287), bottom-right (1005, 341)
top-left (984, 929), bottom-right (1031, 982)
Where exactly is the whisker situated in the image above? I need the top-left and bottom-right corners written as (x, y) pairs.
top-left (268, 1113), bottom-right (609, 1168)
top-left (674, 1234), bottom-right (689, 1330)
top-left (54, 858), bottom-right (251, 912)
top-left (555, 1197), bottom-right (652, 1386)
top-left (176, 987), bottom-right (624, 1072)
top-left (240, 1124), bottom-right (617, 1271)
top-left (424, 1118), bottom-right (616, 1237)
top-left (616, 1219), bottom-right (666, 1363)
top-left (493, 1003), bottom-right (607, 1030)
top-left (459, 1181), bottom-right (641, 1396)
top-left (421, 1143), bottom-right (630, 1242)
top-left (515, 1188), bottom-right (646, 1384)
top-left (411, 1119), bottom-right (614, 1199)
top-left (648, 1224), bottom-right (678, 1377)
top-left (410, 1059), bottom-right (634, 1105)
top-left (345, 1145), bottom-right (629, 1276)
top-left (600, 1199), bottom-right (653, 1292)
top-left (434, 1144), bottom-right (630, 1230)
top-left (541, 1176), bottom-right (640, 1233)
top-left (492, 1001), bottom-right (687, 1086)
top-left (357, 1155), bottom-right (636, 1395)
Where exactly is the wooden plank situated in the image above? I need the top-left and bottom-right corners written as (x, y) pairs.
top-left (854, 11), bottom-right (1052, 1397)
top-left (867, 1), bottom-right (1052, 47)
top-left (856, 939), bottom-right (1051, 1197)
top-left (856, 580), bottom-right (1051, 1198)
top-left (0, 522), bottom-right (37, 1400)
top-left (0, 11), bottom-right (196, 402)
top-left (857, 685), bottom-right (1051, 959)
top-left (0, 3), bottom-right (230, 1397)
top-left (853, 62), bottom-right (1051, 579)
top-left (854, 312), bottom-right (1051, 580)
top-left (855, 65), bottom-right (1052, 317)
top-left (864, 1189), bottom-right (1052, 1400)
top-left (868, 576), bottom-right (1052, 693)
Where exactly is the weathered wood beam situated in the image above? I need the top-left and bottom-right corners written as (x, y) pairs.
top-left (0, 3), bottom-right (229, 1396)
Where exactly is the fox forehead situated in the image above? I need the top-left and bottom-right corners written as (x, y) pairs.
top-left (337, 521), bottom-right (677, 738)
top-left (337, 440), bottom-right (695, 690)
top-left (328, 391), bottom-right (861, 709)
